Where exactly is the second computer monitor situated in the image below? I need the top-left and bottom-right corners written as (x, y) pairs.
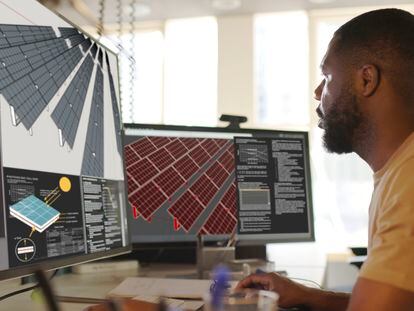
top-left (124, 124), bottom-right (314, 245)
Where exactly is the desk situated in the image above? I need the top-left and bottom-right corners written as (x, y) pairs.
top-left (0, 263), bottom-right (325, 310)
top-left (0, 264), bottom-right (196, 310)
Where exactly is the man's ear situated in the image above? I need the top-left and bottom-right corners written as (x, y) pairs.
top-left (357, 64), bottom-right (380, 97)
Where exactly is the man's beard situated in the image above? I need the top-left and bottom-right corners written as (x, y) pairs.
top-left (319, 88), bottom-right (364, 154)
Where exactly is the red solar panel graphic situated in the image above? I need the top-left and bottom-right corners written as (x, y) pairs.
top-left (218, 149), bottom-right (235, 173)
top-left (174, 155), bottom-right (199, 180)
top-left (206, 162), bottom-right (229, 188)
top-left (149, 136), bottom-right (171, 148)
top-left (129, 181), bottom-right (167, 220)
top-left (202, 203), bottom-right (237, 235)
top-left (190, 175), bottom-right (218, 206)
top-left (124, 145), bottom-right (140, 168)
top-left (221, 183), bottom-right (237, 216)
top-left (125, 136), bottom-right (238, 234)
top-left (128, 158), bottom-right (159, 186)
top-left (189, 146), bottom-right (210, 167)
top-left (168, 192), bottom-right (204, 232)
top-left (215, 139), bottom-right (228, 147)
top-left (154, 167), bottom-right (185, 197)
top-left (126, 172), bottom-right (139, 195)
top-left (201, 139), bottom-right (220, 156)
top-left (130, 137), bottom-right (157, 158)
top-left (147, 147), bottom-right (174, 171)
top-left (165, 139), bottom-right (187, 159)
top-left (180, 138), bottom-right (199, 150)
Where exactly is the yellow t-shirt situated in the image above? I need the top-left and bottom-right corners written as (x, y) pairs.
top-left (359, 132), bottom-right (414, 291)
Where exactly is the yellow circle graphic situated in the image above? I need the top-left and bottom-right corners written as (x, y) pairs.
top-left (59, 177), bottom-right (71, 192)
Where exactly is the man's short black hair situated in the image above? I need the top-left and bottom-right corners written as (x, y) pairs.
top-left (333, 8), bottom-right (414, 103)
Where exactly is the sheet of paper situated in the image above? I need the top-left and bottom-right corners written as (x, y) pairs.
top-left (132, 295), bottom-right (204, 311)
top-left (107, 277), bottom-right (237, 299)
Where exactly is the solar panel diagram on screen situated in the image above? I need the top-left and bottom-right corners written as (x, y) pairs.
top-left (125, 136), bottom-right (238, 235)
top-left (9, 195), bottom-right (60, 233)
top-left (0, 24), bottom-right (121, 178)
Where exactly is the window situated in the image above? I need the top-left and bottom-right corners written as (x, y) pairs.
top-left (119, 31), bottom-right (164, 124)
top-left (163, 17), bottom-right (218, 126)
top-left (254, 12), bottom-right (309, 128)
top-left (115, 17), bottom-right (218, 126)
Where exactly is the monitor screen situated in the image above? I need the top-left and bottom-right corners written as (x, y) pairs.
top-left (0, 0), bottom-right (130, 281)
top-left (124, 124), bottom-right (314, 245)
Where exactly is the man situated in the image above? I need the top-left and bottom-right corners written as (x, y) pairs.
top-left (237, 8), bottom-right (414, 311)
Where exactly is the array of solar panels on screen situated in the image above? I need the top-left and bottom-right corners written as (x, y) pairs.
top-left (0, 24), bottom-right (120, 178)
top-left (125, 136), bottom-right (237, 235)
top-left (9, 195), bottom-right (60, 233)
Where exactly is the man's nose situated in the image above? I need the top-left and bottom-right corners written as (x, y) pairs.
top-left (313, 81), bottom-right (323, 101)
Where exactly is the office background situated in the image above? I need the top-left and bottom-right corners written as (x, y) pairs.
top-left (42, 0), bottom-right (414, 267)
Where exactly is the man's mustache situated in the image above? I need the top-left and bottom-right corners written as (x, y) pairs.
top-left (316, 107), bottom-right (325, 129)
top-left (316, 107), bottom-right (324, 119)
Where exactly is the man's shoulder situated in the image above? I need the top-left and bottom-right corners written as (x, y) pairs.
top-left (379, 155), bottom-right (414, 192)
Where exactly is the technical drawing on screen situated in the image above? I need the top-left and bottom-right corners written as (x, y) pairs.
top-left (124, 124), bottom-right (314, 245)
top-left (0, 0), bottom-right (130, 280)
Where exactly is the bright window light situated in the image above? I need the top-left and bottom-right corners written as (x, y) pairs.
top-left (163, 17), bottom-right (218, 126)
top-left (255, 12), bottom-right (309, 127)
top-left (118, 31), bottom-right (164, 124)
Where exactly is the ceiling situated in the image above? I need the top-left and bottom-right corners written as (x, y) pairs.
top-left (43, 0), bottom-right (414, 28)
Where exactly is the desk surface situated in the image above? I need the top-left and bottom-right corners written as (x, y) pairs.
top-left (0, 264), bottom-right (199, 311)
top-left (0, 262), bottom-right (325, 310)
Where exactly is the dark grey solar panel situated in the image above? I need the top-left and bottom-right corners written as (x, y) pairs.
top-left (0, 24), bottom-right (56, 48)
top-left (51, 55), bottom-right (94, 148)
top-left (98, 48), bottom-right (103, 68)
top-left (68, 34), bottom-right (85, 48)
top-left (90, 43), bottom-right (97, 59)
top-left (2, 75), bottom-right (46, 128)
top-left (58, 27), bottom-right (79, 38)
top-left (105, 51), bottom-right (122, 155)
top-left (81, 68), bottom-right (104, 177)
top-left (0, 37), bottom-right (74, 90)
top-left (1, 44), bottom-right (84, 129)
top-left (80, 39), bottom-right (92, 53)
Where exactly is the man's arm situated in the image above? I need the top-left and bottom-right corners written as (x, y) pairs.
top-left (236, 272), bottom-right (350, 311)
top-left (347, 277), bottom-right (414, 311)
top-left (237, 272), bottom-right (414, 310)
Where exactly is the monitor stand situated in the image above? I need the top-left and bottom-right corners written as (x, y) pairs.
top-left (196, 236), bottom-right (273, 280)
top-left (196, 235), bottom-right (235, 279)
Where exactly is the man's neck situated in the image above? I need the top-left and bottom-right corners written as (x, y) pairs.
top-left (357, 126), bottom-right (413, 172)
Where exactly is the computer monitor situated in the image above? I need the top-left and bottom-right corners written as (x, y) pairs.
top-left (124, 123), bottom-right (314, 246)
top-left (0, 0), bottom-right (130, 281)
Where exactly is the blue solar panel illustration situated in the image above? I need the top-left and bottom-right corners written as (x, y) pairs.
top-left (10, 195), bottom-right (60, 232)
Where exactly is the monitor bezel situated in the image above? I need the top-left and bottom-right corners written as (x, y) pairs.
top-left (0, 1), bottom-right (132, 282)
top-left (124, 122), bottom-right (315, 247)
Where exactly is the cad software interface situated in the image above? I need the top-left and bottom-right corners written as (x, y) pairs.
top-left (125, 127), bottom-right (313, 243)
top-left (0, 0), bottom-right (129, 273)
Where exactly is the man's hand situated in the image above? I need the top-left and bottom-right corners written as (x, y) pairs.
top-left (236, 272), bottom-right (311, 308)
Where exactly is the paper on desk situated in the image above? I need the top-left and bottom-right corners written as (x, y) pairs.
top-left (107, 277), bottom-right (236, 299)
top-left (132, 295), bottom-right (204, 311)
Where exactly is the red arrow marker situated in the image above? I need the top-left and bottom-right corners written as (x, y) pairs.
top-left (133, 207), bottom-right (139, 219)
top-left (173, 218), bottom-right (181, 231)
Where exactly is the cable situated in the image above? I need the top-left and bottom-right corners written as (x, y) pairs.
top-left (0, 269), bottom-right (58, 302)
top-left (97, 0), bottom-right (105, 38)
top-left (128, 0), bottom-right (137, 123)
top-left (34, 270), bottom-right (60, 311)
